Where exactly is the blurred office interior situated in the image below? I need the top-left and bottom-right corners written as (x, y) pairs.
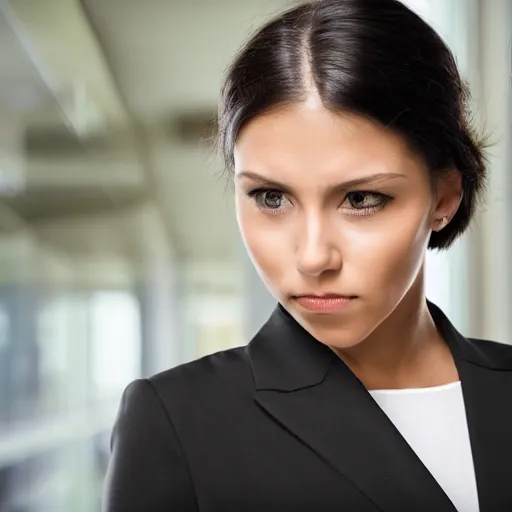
top-left (0, 0), bottom-right (509, 510)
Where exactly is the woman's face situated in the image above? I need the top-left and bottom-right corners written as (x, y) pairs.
top-left (234, 103), bottom-right (457, 349)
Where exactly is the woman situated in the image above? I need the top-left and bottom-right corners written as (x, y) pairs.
top-left (102, 0), bottom-right (512, 511)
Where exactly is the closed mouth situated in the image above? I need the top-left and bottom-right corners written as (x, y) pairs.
top-left (292, 294), bottom-right (357, 299)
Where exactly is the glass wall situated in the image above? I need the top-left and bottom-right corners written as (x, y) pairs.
top-left (0, 264), bottom-right (142, 511)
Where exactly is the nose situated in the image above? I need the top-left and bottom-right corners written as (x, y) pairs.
top-left (296, 215), bottom-right (342, 277)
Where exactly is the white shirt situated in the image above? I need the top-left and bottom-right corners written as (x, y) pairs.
top-left (369, 381), bottom-right (480, 512)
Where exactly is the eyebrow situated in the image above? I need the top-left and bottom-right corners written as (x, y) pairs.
top-left (235, 170), bottom-right (407, 193)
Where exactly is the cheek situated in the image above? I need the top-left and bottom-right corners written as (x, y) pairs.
top-left (236, 200), bottom-right (290, 286)
top-left (344, 203), bottom-right (431, 294)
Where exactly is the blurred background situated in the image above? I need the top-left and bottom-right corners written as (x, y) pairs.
top-left (0, 0), bottom-right (509, 510)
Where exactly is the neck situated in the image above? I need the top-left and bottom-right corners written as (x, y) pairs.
top-left (331, 270), bottom-right (459, 390)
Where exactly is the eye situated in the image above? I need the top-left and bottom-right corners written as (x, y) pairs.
top-left (341, 191), bottom-right (391, 215)
top-left (261, 190), bottom-right (283, 209)
top-left (248, 188), bottom-right (293, 214)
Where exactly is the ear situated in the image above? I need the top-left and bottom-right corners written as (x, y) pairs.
top-left (431, 170), bottom-right (463, 232)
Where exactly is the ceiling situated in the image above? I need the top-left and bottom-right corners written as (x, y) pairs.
top-left (0, 0), bottom-right (295, 290)
top-left (78, 0), bottom-right (294, 261)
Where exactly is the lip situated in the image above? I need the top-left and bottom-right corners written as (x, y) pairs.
top-left (292, 294), bottom-right (357, 314)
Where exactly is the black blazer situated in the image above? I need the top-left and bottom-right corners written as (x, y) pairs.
top-left (102, 301), bottom-right (512, 512)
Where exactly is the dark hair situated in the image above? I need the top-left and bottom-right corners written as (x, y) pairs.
top-left (217, 0), bottom-right (487, 249)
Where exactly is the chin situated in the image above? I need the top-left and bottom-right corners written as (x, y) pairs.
top-left (311, 326), bottom-right (366, 350)
top-left (289, 308), bottom-right (367, 349)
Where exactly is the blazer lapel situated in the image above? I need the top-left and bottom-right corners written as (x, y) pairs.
top-left (430, 302), bottom-right (512, 512)
top-left (247, 304), bottom-right (457, 512)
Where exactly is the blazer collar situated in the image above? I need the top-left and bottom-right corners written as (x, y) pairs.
top-left (246, 300), bottom-right (512, 512)
top-left (248, 300), bottom-right (512, 392)
top-left (247, 302), bottom-right (335, 392)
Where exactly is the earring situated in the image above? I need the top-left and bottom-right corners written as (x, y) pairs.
top-left (436, 216), bottom-right (449, 231)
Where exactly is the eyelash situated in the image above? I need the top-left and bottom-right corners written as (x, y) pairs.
top-left (246, 188), bottom-right (393, 216)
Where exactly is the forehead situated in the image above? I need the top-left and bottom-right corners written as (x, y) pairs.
top-left (234, 104), bottom-right (426, 184)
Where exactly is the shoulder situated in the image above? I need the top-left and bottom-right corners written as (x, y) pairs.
top-left (145, 345), bottom-right (253, 412)
top-left (149, 345), bottom-right (250, 388)
top-left (115, 346), bottom-right (253, 445)
top-left (465, 337), bottom-right (512, 370)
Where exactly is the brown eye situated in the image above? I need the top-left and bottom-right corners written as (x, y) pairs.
top-left (341, 191), bottom-right (392, 216)
top-left (247, 188), bottom-right (293, 214)
top-left (262, 191), bottom-right (283, 209)
top-left (346, 192), bottom-right (385, 209)
top-left (347, 192), bottom-right (368, 208)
